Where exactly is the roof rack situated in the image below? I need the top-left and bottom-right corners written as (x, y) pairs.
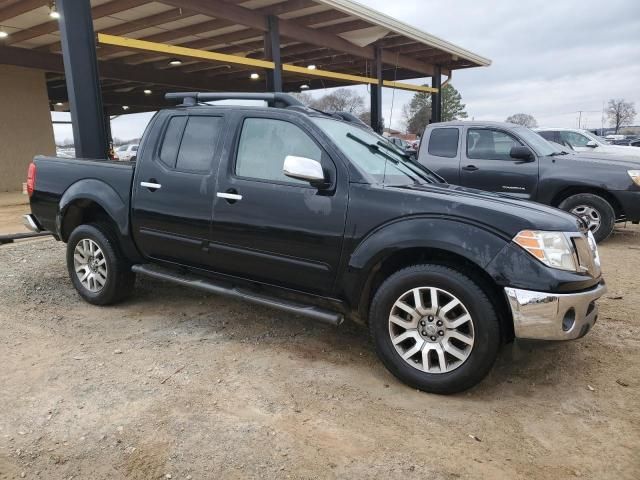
top-left (164, 92), bottom-right (304, 108)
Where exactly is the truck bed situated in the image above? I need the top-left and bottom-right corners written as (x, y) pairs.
top-left (30, 156), bottom-right (135, 236)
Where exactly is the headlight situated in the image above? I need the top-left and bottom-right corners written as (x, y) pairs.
top-left (513, 230), bottom-right (577, 271)
top-left (628, 170), bottom-right (640, 186)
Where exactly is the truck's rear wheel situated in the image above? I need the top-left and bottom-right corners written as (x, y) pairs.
top-left (66, 223), bottom-right (135, 305)
top-left (369, 264), bottom-right (500, 394)
top-left (559, 193), bottom-right (615, 243)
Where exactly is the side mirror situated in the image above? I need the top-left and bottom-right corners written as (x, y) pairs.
top-left (586, 140), bottom-right (598, 148)
top-left (283, 155), bottom-right (326, 187)
top-left (510, 146), bottom-right (534, 161)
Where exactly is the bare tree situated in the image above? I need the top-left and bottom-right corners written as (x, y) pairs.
top-left (310, 88), bottom-right (365, 114)
top-left (505, 113), bottom-right (538, 128)
top-left (289, 92), bottom-right (314, 105)
top-left (607, 99), bottom-right (636, 133)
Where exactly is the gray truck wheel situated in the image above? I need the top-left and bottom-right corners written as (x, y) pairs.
top-left (369, 264), bottom-right (501, 394)
top-left (559, 193), bottom-right (615, 243)
top-left (66, 223), bottom-right (135, 305)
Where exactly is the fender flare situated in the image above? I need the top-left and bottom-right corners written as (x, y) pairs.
top-left (58, 179), bottom-right (129, 240)
top-left (343, 216), bottom-right (510, 308)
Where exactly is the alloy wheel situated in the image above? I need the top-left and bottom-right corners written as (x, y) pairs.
top-left (388, 287), bottom-right (475, 373)
top-left (73, 238), bottom-right (108, 292)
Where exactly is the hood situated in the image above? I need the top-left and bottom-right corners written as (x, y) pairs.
top-left (387, 183), bottom-right (583, 235)
top-left (591, 144), bottom-right (640, 158)
top-left (558, 151), bottom-right (640, 168)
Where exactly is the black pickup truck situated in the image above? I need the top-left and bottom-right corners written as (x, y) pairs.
top-left (24, 93), bottom-right (606, 394)
top-left (417, 121), bottom-right (640, 242)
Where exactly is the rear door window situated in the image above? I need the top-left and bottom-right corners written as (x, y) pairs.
top-left (159, 116), bottom-right (187, 168)
top-left (176, 116), bottom-right (223, 172)
top-left (158, 115), bottom-right (222, 172)
top-left (538, 131), bottom-right (556, 142)
top-left (428, 128), bottom-right (459, 158)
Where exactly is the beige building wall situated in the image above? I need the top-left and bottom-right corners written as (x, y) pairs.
top-left (0, 65), bottom-right (56, 192)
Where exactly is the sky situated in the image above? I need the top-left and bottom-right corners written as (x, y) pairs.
top-left (52, 0), bottom-right (640, 143)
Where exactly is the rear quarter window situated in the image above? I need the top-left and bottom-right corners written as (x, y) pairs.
top-left (428, 128), bottom-right (459, 158)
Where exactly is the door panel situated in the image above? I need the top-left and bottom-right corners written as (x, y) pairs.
top-left (132, 114), bottom-right (224, 268)
top-left (209, 116), bottom-right (348, 294)
top-left (460, 128), bottom-right (538, 199)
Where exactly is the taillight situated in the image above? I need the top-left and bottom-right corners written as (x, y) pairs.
top-left (27, 162), bottom-right (36, 197)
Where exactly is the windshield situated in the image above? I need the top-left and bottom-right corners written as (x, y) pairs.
top-left (313, 117), bottom-right (441, 185)
top-left (513, 126), bottom-right (556, 156)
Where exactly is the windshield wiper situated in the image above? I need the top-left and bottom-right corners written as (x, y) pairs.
top-left (376, 139), bottom-right (411, 158)
top-left (346, 132), bottom-right (400, 164)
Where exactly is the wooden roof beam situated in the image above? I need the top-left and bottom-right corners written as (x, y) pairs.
top-left (161, 0), bottom-right (438, 76)
top-left (0, 0), bottom-right (46, 22)
top-left (4, 0), bottom-right (149, 45)
top-left (0, 44), bottom-right (255, 91)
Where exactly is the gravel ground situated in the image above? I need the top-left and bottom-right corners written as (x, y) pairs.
top-left (1, 227), bottom-right (639, 480)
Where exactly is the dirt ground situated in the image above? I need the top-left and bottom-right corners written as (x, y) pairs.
top-left (1, 225), bottom-right (639, 480)
top-left (0, 194), bottom-right (29, 235)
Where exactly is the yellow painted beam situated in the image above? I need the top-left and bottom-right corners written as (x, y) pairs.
top-left (283, 64), bottom-right (377, 85)
top-left (97, 33), bottom-right (275, 70)
top-left (383, 81), bottom-right (438, 93)
top-left (97, 34), bottom-right (439, 93)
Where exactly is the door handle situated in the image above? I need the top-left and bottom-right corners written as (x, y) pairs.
top-left (217, 189), bottom-right (242, 203)
top-left (462, 165), bottom-right (479, 172)
top-left (140, 180), bottom-right (161, 191)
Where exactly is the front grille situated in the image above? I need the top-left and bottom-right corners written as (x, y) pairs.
top-left (572, 235), bottom-right (601, 278)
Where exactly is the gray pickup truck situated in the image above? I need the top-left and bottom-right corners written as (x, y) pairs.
top-left (417, 121), bottom-right (640, 242)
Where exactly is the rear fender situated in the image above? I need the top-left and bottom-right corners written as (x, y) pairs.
top-left (58, 179), bottom-right (129, 239)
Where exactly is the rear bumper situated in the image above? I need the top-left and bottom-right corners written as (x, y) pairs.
top-left (504, 282), bottom-right (607, 340)
top-left (23, 214), bottom-right (44, 232)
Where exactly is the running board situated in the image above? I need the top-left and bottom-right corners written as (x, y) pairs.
top-left (131, 264), bottom-right (344, 326)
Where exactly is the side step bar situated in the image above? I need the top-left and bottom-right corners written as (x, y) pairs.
top-left (132, 264), bottom-right (344, 326)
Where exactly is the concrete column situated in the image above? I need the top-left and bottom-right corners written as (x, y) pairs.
top-left (0, 66), bottom-right (55, 192)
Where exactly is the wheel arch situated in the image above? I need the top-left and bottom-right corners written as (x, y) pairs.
top-left (550, 186), bottom-right (624, 219)
top-left (345, 218), bottom-right (513, 341)
top-left (58, 179), bottom-right (129, 242)
top-left (355, 247), bottom-right (514, 342)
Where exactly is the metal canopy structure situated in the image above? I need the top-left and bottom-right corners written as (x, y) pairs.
top-left (0, 0), bottom-right (490, 155)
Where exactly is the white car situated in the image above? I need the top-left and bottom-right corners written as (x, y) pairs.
top-left (535, 128), bottom-right (640, 159)
top-left (115, 144), bottom-right (139, 161)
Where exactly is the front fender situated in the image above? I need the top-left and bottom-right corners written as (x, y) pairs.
top-left (58, 179), bottom-right (129, 239)
top-left (341, 216), bottom-right (509, 308)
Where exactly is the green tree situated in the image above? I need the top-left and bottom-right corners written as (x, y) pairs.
top-left (403, 84), bottom-right (467, 134)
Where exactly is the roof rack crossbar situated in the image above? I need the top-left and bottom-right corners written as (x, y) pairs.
top-left (164, 92), bottom-right (304, 108)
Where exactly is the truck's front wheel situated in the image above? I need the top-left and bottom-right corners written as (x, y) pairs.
top-left (369, 264), bottom-right (501, 394)
top-left (559, 193), bottom-right (615, 243)
top-left (66, 223), bottom-right (135, 305)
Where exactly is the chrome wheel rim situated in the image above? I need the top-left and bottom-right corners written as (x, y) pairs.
top-left (73, 239), bottom-right (108, 292)
top-left (570, 205), bottom-right (601, 233)
top-left (388, 287), bottom-right (475, 374)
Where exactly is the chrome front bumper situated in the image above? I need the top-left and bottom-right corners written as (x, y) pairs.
top-left (504, 282), bottom-right (607, 340)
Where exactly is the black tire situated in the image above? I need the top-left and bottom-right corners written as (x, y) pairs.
top-left (559, 193), bottom-right (615, 243)
top-left (369, 264), bottom-right (501, 394)
top-left (66, 223), bottom-right (135, 305)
